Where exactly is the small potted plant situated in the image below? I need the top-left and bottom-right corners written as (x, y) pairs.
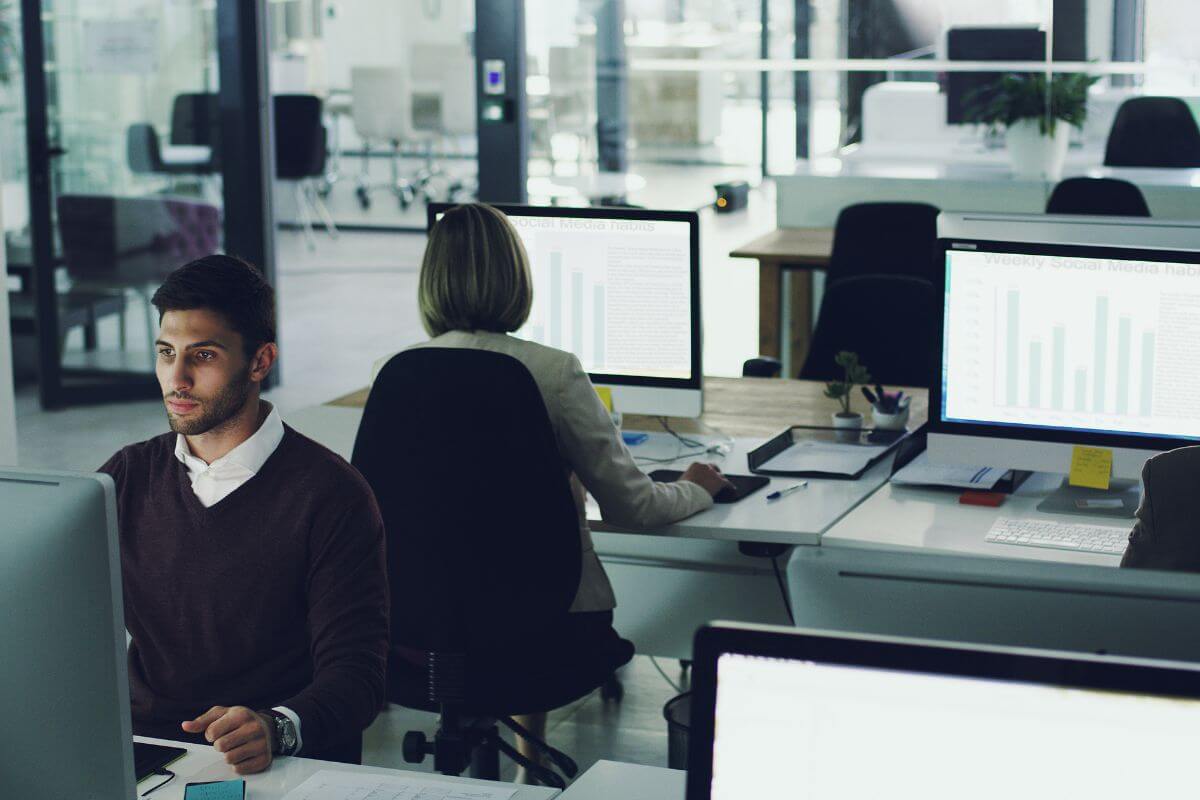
top-left (964, 72), bottom-right (1098, 180)
top-left (862, 384), bottom-right (911, 431)
top-left (824, 351), bottom-right (871, 441)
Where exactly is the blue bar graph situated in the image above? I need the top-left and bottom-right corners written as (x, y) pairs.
top-left (550, 252), bottom-right (563, 348)
top-left (1116, 317), bottom-right (1132, 415)
top-left (1006, 289), bottom-right (1019, 406)
top-left (571, 272), bottom-right (584, 354)
top-left (1051, 326), bottom-right (1065, 410)
top-left (594, 286), bottom-right (606, 366)
top-left (1141, 332), bottom-right (1156, 416)
top-left (1093, 296), bottom-right (1108, 412)
top-left (1029, 341), bottom-right (1042, 407)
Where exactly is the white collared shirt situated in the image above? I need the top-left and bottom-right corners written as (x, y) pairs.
top-left (173, 401), bottom-right (303, 754)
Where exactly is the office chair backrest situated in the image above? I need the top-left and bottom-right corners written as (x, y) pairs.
top-left (1045, 177), bottom-right (1151, 217)
top-left (798, 274), bottom-right (938, 388)
top-left (126, 123), bottom-right (164, 174)
top-left (351, 348), bottom-right (583, 655)
top-left (273, 94), bottom-right (325, 180)
top-left (350, 66), bottom-right (417, 141)
top-left (828, 202), bottom-right (940, 285)
top-left (1104, 96), bottom-right (1200, 168)
top-left (56, 194), bottom-right (220, 285)
top-left (170, 92), bottom-right (221, 150)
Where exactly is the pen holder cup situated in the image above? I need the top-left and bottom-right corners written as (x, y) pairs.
top-left (871, 406), bottom-right (910, 431)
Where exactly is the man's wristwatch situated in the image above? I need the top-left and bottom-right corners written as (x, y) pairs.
top-left (261, 710), bottom-right (298, 756)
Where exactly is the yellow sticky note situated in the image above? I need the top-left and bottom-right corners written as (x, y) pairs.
top-left (595, 386), bottom-right (613, 413)
top-left (1069, 445), bottom-right (1112, 490)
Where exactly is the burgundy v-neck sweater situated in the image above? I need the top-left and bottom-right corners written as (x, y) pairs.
top-left (99, 426), bottom-right (388, 761)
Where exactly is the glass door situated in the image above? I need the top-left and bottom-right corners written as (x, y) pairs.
top-left (20, 0), bottom-right (223, 407)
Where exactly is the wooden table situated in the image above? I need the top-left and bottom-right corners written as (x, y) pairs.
top-left (330, 375), bottom-right (927, 439)
top-left (730, 226), bottom-right (834, 376)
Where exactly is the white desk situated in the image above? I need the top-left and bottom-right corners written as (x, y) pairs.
top-left (133, 736), bottom-right (556, 800)
top-left (284, 407), bottom-right (892, 549)
top-left (556, 761), bottom-right (684, 800)
top-left (777, 158), bottom-right (1200, 227)
top-left (820, 471), bottom-right (1124, 568)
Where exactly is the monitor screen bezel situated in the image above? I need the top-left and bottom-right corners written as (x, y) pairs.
top-left (427, 202), bottom-right (702, 392)
top-left (687, 622), bottom-right (1200, 800)
top-left (930, 236), bottom-right (1200, 453)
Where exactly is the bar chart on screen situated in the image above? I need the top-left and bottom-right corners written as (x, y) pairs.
top-left (942, 249), bottom-right (1200, 440)
top-left (508, 215), bottom-right (694, 379)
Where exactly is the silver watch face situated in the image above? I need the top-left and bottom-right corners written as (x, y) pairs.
top-left (277, 715), bottom-right (297, 752)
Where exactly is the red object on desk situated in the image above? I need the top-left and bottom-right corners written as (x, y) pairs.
top-left (959, 491), bottom-right (1005, 507)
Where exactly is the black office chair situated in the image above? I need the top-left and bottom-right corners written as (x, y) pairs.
top-left (351, 348), bottom-right (634, 789)
top-left (798, 274), bottom-right (938, 388)
top-left (1104, 96), bottom-right (1200, 168)
top-left (1045, 177), bottom-right (1151, 217)
top-left (170, 92), bottom-right (222, 168)
top-left (274, 94), bottom-right (337, 247)
top-left (126, 123), bottom-right (214, 177)
top-left (827, 202), bottom-right (940, 285)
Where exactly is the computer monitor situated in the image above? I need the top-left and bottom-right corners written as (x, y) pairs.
top-left (930, 212), bottom-right (1200, 485)
top-left (0, 468), bottom-right (137, 799)
top-left (946, 26), bottom-right (1046, 125)
top-left (428, 203), bottom-right (702, 417)
top-left (688, 622), bottom-right (1200, 800)
top-left (789, 546), bottom-right (1200, 663)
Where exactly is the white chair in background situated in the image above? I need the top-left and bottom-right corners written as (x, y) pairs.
top-left (349, 65), bottom-right (437, 209)
top-left (409, 43), bottom-right (477, 201)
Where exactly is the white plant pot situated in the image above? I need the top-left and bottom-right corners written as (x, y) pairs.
top-left (831, 412), bottom-right (863, 443)
top-left (871, 406), bottom-right (910, 431)
top-left (1006, 119), bottom-right (1072, 181)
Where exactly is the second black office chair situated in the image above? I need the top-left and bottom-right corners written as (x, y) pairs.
top-left (798, 274), bottom-right (938, 388)
top-left (1046, 177), bottom-right (1151, 217)
top-left (827, 202), bottom-right (940, 285)
top-left (1104, 96), bottom-right (1200, 168)
top-left (351, 348), bottom-right (634, 789)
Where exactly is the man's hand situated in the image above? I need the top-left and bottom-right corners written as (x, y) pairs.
top-left (182, 706), bottom-right (275, 775)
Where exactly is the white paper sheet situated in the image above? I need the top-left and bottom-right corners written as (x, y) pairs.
top-left (890, 450), bottom-right (1004, 490)
top-left (757, 440), bottom-right (888, 476)
top-left (280, 769), bottom-right (519, 800)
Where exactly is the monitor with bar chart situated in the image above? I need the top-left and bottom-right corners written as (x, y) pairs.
top-left (428, 203), bottom-right (702, 417)
top-left (942, 246), bottom-right (1200, 441)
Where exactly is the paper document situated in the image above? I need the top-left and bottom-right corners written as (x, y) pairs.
top-left (280, 770), bottom-right (519, 800)
top-left (757, 440), bottom-right (888, 476)
top-left (890, 451), bottom-right (1004, 490)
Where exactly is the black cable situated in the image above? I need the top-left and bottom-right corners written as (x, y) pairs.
top-left (634, 448), bottom-right (711, 465)
top-left (771, 555), bottom-right (795, 624)
top-left (658, 416), bottom-right (706, 449)
top-left (141, 769), bottom-right (176, 797)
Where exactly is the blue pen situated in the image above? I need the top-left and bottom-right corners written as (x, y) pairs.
top-left (767, 481), bottom-right (808, 501)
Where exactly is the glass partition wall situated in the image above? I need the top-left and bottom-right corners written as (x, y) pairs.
top-left (16, 0), bottom-right (225, 407)
top-left (529, 0), bottom-right (1200, 210)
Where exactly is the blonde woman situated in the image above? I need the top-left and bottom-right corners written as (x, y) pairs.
top-left (379, 203), bottom-right (729, 773)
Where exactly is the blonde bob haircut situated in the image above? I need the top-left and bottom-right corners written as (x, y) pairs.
top-left (418, 203), bottom-right (533, 337)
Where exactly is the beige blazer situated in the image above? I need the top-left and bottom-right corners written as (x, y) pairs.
top-left (374, 330), bottom-right (713, 612)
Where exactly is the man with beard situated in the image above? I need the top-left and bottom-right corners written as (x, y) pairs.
top-left (99, 255), bottom-right (388, 773)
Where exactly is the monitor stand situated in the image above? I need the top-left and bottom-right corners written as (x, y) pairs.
top-left (1036, 478), bottom-right (1140, 519)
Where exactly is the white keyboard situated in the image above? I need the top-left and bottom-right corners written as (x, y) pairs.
top-left (986, 518), bottom-right (1131, 555)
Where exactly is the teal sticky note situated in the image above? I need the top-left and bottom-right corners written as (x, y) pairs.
top-left (183, 779), bottom-right (245, 800)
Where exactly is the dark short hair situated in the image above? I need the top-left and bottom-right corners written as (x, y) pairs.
top-left (151, 254), bottom-right (276, 357)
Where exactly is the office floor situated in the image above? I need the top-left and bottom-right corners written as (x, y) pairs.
top-left (363, 655), bottom-right (691, 781)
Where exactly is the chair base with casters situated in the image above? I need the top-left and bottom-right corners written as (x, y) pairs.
top-left (356, 140), bottom-right (419, 210)
top-left (391, 639), bottom-right (633, 789)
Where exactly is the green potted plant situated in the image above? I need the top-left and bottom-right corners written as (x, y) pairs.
top-left (824, 351), bottom-right (871, 440)
top-left (964, 72), bottom-right (1098, 180)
